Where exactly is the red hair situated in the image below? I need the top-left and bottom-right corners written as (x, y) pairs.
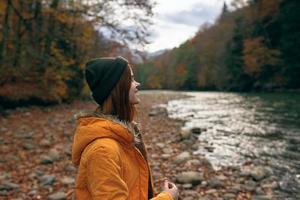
top-left (100, 65), bottom-right (136, 122)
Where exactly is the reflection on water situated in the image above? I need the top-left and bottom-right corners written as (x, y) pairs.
top-left (167, 92), bottom-right (300, 199)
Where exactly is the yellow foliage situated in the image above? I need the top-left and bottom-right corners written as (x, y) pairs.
top-left (43, 67), bottom-right (68, 101)
top-left (51, 44), bottom-right (75, 70)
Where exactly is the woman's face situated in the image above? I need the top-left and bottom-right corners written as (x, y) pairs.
top-left (129, 68), bottom-right (140, 104)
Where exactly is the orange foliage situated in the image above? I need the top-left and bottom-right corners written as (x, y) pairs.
top-left (243, 37), bottom-right (281, 76)
top-left (176, 64), bottom-right (186, 76)
top-left (257, 0), bottom-right (280, 19)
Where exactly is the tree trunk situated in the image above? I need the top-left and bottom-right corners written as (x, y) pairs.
top-left (0, 0), bottom-right (12, 64)
top-left (12, 1), bottom-right (24, 68)
top-left (39, 0), bottom-right (60, 72)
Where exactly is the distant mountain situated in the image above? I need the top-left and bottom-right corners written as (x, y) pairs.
top-left (146, 49), bottom-right (169, 60)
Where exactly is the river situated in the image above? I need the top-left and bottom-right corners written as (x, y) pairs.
top-left (166, 92), bottom-right (300, 199)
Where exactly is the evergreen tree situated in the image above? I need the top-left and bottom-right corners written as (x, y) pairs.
top-left (280, 0), bottom-right (300, 88)
top-left (225, 17), bottom-right (252, 91)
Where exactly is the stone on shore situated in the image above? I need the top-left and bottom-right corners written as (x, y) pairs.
top-left (180, 128), bottom-right (192, 139)
top-left (208, 177), bottom-right (225, 188)
top-left (174, 151), bottom-right (191, 164)
top-left (250, 166), bottom-right (273, 181)
top-left (0, 181), bottom-right (19, 191)
top-left (175, 171), bottom-right (204, 185)
top-left (48, 192), bottom-right (67, 200)
top-left (60, 177), bottom-right (75, 185)
top-left (148, 105), bottom-right (167, 116)
top-left (251, 195), bottom-right (272, 200)
top-left (190, 127), bottom-right (205, 135)
top-left (39, 174), bottom-right (56, 186)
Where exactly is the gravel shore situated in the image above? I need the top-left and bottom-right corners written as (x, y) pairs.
top-left (0, 90), bottom-right (278, 200)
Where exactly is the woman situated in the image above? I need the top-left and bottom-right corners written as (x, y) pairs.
top-left (71, 56), bottom-right (179, 200)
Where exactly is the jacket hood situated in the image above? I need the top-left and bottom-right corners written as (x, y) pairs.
top-left (71, 112), bottom-right (139, 166)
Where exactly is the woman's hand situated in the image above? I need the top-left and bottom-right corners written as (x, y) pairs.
top-left (163, 180), bottom-right (179, 200)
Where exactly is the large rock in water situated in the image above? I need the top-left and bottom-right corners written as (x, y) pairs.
top-left (175, 171), bottom-right (204, 185)
top-left (180, 128), bottom-right (192, 139)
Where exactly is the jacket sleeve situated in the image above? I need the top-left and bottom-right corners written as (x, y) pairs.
top-left (151, 191), bottom-right (173, 200)
top-left (86, 146), bottom-right (129, 200)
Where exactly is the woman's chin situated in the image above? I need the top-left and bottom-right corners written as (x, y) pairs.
top-left (131, 98), bottom-right (140, 105)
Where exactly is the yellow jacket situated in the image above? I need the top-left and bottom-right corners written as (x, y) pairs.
top-left (72, 114), bottom-right (172, 200)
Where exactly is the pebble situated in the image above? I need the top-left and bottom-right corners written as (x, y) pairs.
top-left (60, 177), bottom-right (75, 185)
top-left (40, 155), bottom-right (54, 164)
top-left (22, 142), bottom-right (35, 150)
top-left (148, 106), bottom-right (167, 116)
top-left (182, 197), bottom-right (193, 200)
top-left (186, 159), bottom-right (201, 166)
top-left (66, 165), bottom-right (76, 173)
top-left (182, 183), bottom-right (193, 189)
top-left (0, 172), bottom-right (11, 180)
top-left (261, 181), bottom-right (279, 190)
top-left (182, 190), bottom-right (200, 197)
top-left (224, 193), bottom-right (236, 200)
top-left (255, 187), bottom-right (265, 195)
top-left (28, 189), bottom-right (38, 196)
top-left (180, 129), bottom-right (192, 139)
top-left (206, 189), bottom-right (217, 194)
top-left (0, 181), bottom-right (19, 191)
top-left (156, 143), bottom-right (165, 148)
top-left (174, 151), bottom-right (191, 164)
top-left (201, 181), bottom-right (208, 187)
top-left (39, 174), bottom-right (56, 186)
top-left (175, 171), bottom-right (204, 185)
top-left (208, 177), bottom-right (225, 188)
top-left (48, 192), bottom-right (67, 200)
top-left (230, 184), bottom-right (242, 193)
top-left (204, 145), bottom-right (214, 152)
top-left (199, 157), bottom-right (214, 170)
top-left (251, 195), bottom-right (272, 200)
top-left (161, 154), bottom-right (170, 160)
top-left (243, 180), bottom-right (257, 192)
top-left (40, 138), bottom-right (52, 147)
top-left (162, 148), bottom-right (173, 154)
top-left (190, 127), bottom-right (204, 135)
top-left (250, 166), bottom-right (272, 181)
top-left (48, 148), bottom-right (61, 161)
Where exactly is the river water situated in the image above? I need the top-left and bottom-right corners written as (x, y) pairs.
top-left (166, 92), bottom-right (300, 199)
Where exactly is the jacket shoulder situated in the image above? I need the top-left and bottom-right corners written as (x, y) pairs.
top-left (82, 138), bottom-right (122, 162)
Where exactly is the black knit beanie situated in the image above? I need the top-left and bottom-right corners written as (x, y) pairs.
top-left (85, 56), bottom-right (128, 105)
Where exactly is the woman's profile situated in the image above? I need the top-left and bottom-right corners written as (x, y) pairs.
top-left (71, 56), bottom-right (179, 200)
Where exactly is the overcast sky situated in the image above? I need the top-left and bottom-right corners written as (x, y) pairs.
top-left (145, 0), bottom-right (233, 53)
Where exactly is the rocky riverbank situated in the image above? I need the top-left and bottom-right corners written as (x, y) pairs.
top-left (139, 91), bottom-right (279, 200)
top-left (0, 91), bottom-right (279, 199)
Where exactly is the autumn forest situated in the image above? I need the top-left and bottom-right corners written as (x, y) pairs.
top-left (0, 0), bottom-right (299, 108)
top-left (0, 0), bottom-right (153, 108)
top-left (136, 0), bottom-right (300, 92)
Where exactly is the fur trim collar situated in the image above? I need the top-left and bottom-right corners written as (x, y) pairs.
top-left (74, 110), bottom-right (141, 143)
